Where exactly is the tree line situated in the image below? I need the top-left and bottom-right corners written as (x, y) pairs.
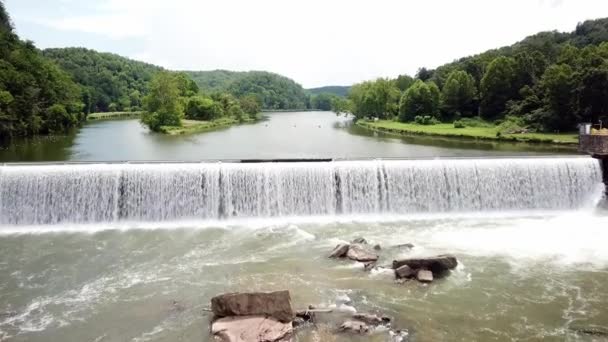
top-left (0, 1), bottom-right (83, 141)
top-left (141, 71), bottom-right (261, 132)
top-left (43, 48), bottom-right (162, 113)
top-left (338, 18), bottom-right (608, 132)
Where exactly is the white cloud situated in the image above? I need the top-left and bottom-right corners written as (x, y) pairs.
top-left (12, 0), bottom-right (608, 87)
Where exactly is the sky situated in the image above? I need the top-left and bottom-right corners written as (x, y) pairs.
top-left (4, 0), bottom-right (608, 88)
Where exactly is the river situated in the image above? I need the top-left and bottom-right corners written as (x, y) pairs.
top-left (0, 111), bottom-right (577, 162)
top-left (1, 112), bottom-right (606, 342)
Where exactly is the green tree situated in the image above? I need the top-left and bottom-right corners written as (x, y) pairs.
top-left (479, 56), bottom-right (518, 120)
top-left (538, 64), bottom-right (577, 130)
top-left (185, 96), bottom-right (223, 120)
top-left (399, 80), bottom-right (440, 122)
top-left (141, 72), bottom-right (183, 131)
top-left (239, 95), bottom-right (261, 116)
top-left (348, 78), bottom-right (400, 120)
top-left (331, 97), bottom-right (352, 115)
top-left (175, 72), bottom-right (200, 97)
top-left (440, 70), bottom-right (477, 119)
top-left (395, 74), bottom-right (415, 91)
top-left (228, 103), bottom-right (246, 122)
top-left (45, 104), bottom-right (76, 133)
top-left (0, 3), bottom-right (83, 140)
top-left (310, 93), bottom-right (335, 111)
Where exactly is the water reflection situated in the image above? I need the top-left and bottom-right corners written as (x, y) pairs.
top-left (0, 112), bottom-right (578, 163)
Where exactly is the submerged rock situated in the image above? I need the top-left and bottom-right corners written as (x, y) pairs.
top-left (416, 269), bottom-right (433, 283)
top-left (363, 261), bottom-right (377, 271)
top-left (346, 244), bottom-right (379, 262)
top-left (392, 255), bottom-right (458, 274)
top-left (328, 244), bottom-right (349, 258)
top-left (393, 243), bottom-right (415, 250)
top-left (373, 244), bottom-right (382, 251)
top-left (339, 320), bottom-right (370, 334)
top-left (352, 313), bottom-right (391, 325)
top-left (211, 291), bottom-right (294, 323)
top-left (395, 265), bottom-right (415, 279)
top-left (212, 315), bottom-right (293, 342)
top-left (351, 237), bottom-right (368, 244)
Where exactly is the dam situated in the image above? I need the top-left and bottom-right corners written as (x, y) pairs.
top-left (0, 157), bottom-right (604, 226)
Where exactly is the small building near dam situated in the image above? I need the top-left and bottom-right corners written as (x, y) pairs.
top-left (579, 123), bottom-right (608, 191)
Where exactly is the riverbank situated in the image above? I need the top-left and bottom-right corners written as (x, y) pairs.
top-left (87, 111), bottom-right (143, 120)
top-left (159, 116), bottom-right (258, 135)
top-left (357, 120), bottom-right (578, 145)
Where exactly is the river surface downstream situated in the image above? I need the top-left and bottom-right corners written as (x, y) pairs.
top-left (0, 112), bottom-right (606, 342)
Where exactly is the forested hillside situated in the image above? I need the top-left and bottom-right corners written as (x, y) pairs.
top-left (186, 70), bottom-right (309, 110)
top-left (307, 86), bottom-right (350, 97)
top-left (0, 2), bottom-right (83, 140)
top-left (184, 70), bottom-right (244, 92)
top-left (226, 71), bottom-right (308, 109)
top-left (345, 18), bottom-right (608, 132)
top-left (43, 48), bottom-right (163, 113)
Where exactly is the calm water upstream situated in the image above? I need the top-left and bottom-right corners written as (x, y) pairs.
top-left (0, 111), bottom-right (577, 162)
top-left (1, 112), bottom-right (605, 342)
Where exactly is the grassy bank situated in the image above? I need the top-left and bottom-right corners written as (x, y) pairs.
top-left (87, 111), bottom-right (143, 120)
top-left (357, 120), bottom-right (579, 145)
top-left (159, 116), bottom-right (257, 135)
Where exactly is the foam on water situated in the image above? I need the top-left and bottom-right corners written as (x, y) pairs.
top-left (0, 157), bottom-right (604, 226)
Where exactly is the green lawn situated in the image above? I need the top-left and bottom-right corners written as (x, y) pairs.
top-left (87, 111), bottom-right (143, 120)
top-left (357, 120), bottom-right (579, 145)
top-left (160, 116), bottom-right (257, 135)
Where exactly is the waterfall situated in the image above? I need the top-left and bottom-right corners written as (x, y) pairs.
top-left (0, 157), bottom-right (604, 225)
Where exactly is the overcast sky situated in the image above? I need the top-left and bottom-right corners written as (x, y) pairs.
top-left (5, 0), bottom-right (608, 88)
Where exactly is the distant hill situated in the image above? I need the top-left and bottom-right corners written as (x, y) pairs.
top-left (306, 86), bottom-right (351, 97)
top-left (183, 70), bottom-right (245, 92)
top-left (43, 47), bottom-right (163, 113)
top-left (185, 70), bottom-right (309, 110)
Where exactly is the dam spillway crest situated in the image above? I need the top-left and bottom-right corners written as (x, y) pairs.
top-left (0, 158), bottom-right (604, 225)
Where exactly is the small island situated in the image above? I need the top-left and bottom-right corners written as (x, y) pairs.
top-left (139, 72), bottom-right (262, 135)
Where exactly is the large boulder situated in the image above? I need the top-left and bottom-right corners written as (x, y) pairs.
top-left (416, 269), bottom-right (433, 283)
top-left (211, 291), bottom-right (294, 323)
top-left (395, 264), bottom-right (415, 279)
top-left (212, 315), bottom-right (293, 342)
top-left (392, 255), bottom-right (457, 274)
top-left (346, 244), bottom-right (379, 262)
top-left (328, 244), bottom-right (349, 258)
top-left (351, 237), bottom-right (368, 244)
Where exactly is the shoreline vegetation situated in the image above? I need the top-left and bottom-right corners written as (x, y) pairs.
top-left (356, 120), bottom-right (578, 145)
top-left (87, 111), bottom-right (143, 120)
top-left (329, 19), bottom-right (608, 146)
top-left (159, 116), bottom-right (260, 135)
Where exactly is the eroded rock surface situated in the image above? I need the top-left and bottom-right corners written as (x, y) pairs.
top-left (212, 315), bottom-right (293, 342)
top-left (211, 291), bottom-right (294, 323)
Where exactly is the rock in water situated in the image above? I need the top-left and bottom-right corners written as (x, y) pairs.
top-left (351, 237), bottom-right (368, 244)
top-left (346, 244), bottom-right (379, 262)
top-left (329, 244), bottom-right (349, 258)
top-left (373, 244), bottom-right (382, 251)
top-left (395, 265), bottom-right (415, 279)
top-left (393, 243), bottom-right (415, 250)
top-left (211, 291), bottom-right (294, 323)
top-left (352, 313), bottom-right (391, 325)
top-left (212, 315), bottom-right (293, 342)
top-left (392, 255), bottom-right (458, 274)
top-left (417, 269), bottom-right (433, 283)
top-left (339, 320), bottom-right (370, 334)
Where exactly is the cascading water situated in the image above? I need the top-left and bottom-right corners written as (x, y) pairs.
top-left (0, 157), bottom-right (604, 225)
